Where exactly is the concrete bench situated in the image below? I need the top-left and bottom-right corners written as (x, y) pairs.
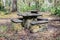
top-left (37, 17), bottom-right (60, 21)
top-left (37, 18), bottom-right (48, 21)
top-left (31, 21), bottom-right (48, 25)
top-left (11, 18), bottom-right (23, 23)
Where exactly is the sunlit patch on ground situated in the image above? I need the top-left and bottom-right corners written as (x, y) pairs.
top-left (0, 12), bottom-right (18, 18)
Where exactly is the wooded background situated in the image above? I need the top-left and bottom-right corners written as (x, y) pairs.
top-left (0, 0), bottom-right (60, 12)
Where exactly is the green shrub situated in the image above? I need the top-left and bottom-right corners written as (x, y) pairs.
top-left (50, 6), bottom-right (60, 16)
top-left (40, 7), bottom-right (47, 12)
top-left (50, 7), bottom-right (56, 14)
top-left (55, 6), bottom-right (60, 16)
top-left (39, 3), bottom-right (53, 12)
top-left (17, 0), bottom-right (37, 13)
top-left (20, 5), bottom-right (30, 12)
top-left (17, 4), bottom-right (36, 13)
top-left (30, 5), bottom-right (36, 10)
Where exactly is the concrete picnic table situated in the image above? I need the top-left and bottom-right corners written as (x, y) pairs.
top-left (17, 12), bottom-right (42, 29)
top-left (11, 11), bottom-right (49, 33)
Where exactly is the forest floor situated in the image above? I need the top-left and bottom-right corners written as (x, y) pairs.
top-left (0, 12), bottom-right (60, 40)
top-left (0, 12), bottom-right (18, 18)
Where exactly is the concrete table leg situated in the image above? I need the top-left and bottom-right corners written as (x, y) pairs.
top-left (23, 19), bottom-right (33, 29)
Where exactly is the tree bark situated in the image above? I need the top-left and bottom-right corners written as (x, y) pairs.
top-left (12, 0), bottom-right (17, 12)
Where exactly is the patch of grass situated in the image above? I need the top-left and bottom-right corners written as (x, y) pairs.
top-left (30, 25), bottom-right (40, 33)
top-left (0, 12), bottom-right (18, 18)
top-left (0, 26), bottom-right (7, 33)
top-left (12, 23), bottom-right (23, 31)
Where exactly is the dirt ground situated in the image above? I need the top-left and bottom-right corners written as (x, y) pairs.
top-left (0, 12), bottom-right (60, 40)
top-left (0, 12), bottom-right (18, 18)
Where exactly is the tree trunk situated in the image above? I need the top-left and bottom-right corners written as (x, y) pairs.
top-left (12, 0), bottom-right (17, 12)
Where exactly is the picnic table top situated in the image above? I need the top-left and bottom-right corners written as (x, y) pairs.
top-left (17, 12), bottom-right (42, 17)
